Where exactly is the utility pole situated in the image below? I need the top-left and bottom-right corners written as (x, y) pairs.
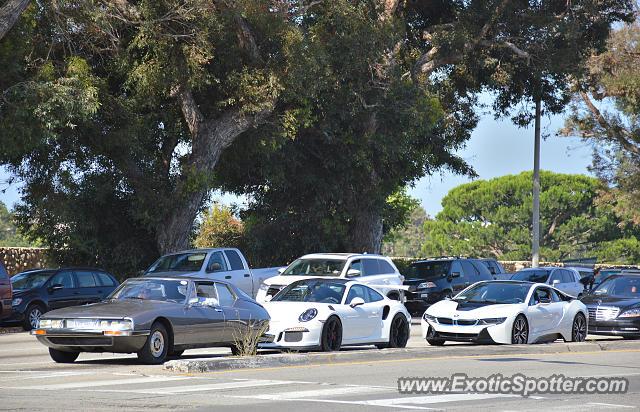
top-left (532, 97), bottom-right (541, 268)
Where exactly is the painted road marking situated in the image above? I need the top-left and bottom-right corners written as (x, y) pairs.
top-left (239, 384), bottom-right (394, 400)
top-left (17, 375), bottom-right (191, 390)
top-left (91, 379), bottom-right (310, 394)
top-left (586, 402), bottom-right (636, 409)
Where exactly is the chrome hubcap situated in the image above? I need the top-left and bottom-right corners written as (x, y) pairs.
top-left (150, 331), bottom-right (165, 357)
top-left (30, 308), bottom-right (42, 328)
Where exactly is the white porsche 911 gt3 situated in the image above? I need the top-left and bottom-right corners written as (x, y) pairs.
top-left (421, 281), bottom-right (588, 345)
top-left (260, 278), bottom-right (411, 351)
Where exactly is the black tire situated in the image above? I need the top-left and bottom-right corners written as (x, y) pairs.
top-left (511, 315), bottom-right (529, 344)
top-left (23, 303), bottom-right (46, 331)
top-left (137, 322), bottom-right (169, 364)
top-left (320, 316), bottom-right (342, 351)
top-left (169, 349), bottom-right (185, 358)
top-left (381, 314), bottom-right (410, 349)
top-left (442, 291), bottom-right (453, 300)
top-left (425, 326), bottom-right (445, 346)
top-left (571, 313), bottom-right (587, 342)
top-left (622, 335), bottom-right (640, 340)
top-left (49, 348), bottom-right (79, 363)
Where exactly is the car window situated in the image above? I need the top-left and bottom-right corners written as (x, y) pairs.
top-left (207, 251), bottom-right (228, 272)
top-left (347, 260), bottom-right (362, 277)
top-left (192, 282), bottom-right (219, 306)
top-left (362, 259), bottom-right (380, 276)
top-left (215, 283), bottom-right (236, 307)
top-left (403, 261), bottom-right (451, 280)
top-left (366, 286), bottom-right (384, 302)
top-left (451, 261), bottom-right (463, 277)
top-left (549, 271), bottom-right (563, 284)
top-left (564, 270), bottom-right (576, 283)
top-left (346, 284), bottom-right (369, 303)
top-left (225, 250), bottom-right (244, 271)
top-left (512, 269), bottom-right (551, 283)
top-left (95, 272), bottom-right (116, 287)
top-left (75, 270), bottom-right (97, 287)
top-left (0, 261), bottom-right (7, 279)
top-left (378, 260), bottom-right (395, 274)
top-left (550, 289), bottom-right (562, 301)
top-left (460, 261), bottom-right (478, 281)
top-left (51, 271), bottom-right (75, 288)
top-left (530, 287), bottom-right (553, 305)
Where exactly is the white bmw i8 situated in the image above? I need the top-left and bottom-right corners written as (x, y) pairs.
top-left (421, 281), bottom-right (588, 345)
top-left (260, 278), bottom-right (411, 351)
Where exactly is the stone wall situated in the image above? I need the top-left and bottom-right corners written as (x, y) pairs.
top-left (0, 247), bottom-right (51, 276)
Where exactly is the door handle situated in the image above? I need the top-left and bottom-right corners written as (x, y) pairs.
top-left (215, 307), bottom-right (223, 312)
top-left (225, 275), bottom-right (232, 279)
top-left (244, 274), bottom-right (250, 278)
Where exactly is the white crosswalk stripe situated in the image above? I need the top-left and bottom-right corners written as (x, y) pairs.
top-left (92, 379), bottom-right (309, 394)
top-left (18, 375), bottom-right (191, 390)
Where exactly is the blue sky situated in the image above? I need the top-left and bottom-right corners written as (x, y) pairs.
top-left (0, 110), bottom-right (593, 216)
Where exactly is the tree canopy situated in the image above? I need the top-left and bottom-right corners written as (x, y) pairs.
top-left (421, 172), bottom-right (640, 263)
top-left (0, 200), bottom-right (33, 247)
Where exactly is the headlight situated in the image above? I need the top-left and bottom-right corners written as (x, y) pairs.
top-left (66, 318), bottom-right (133, 331)
top-left (12, 298), bottom-right (22, 306)
top-left (38, 319), bottom-right (64, 329)
top-left (99, 319), bottom-right (133, 331)
top-left (619, 309), bottom-right (640, 318)
top-left (478, 317), bottom-right (507, 325)
top-left (258, 283), bottom-right (269, 292)
top-left (298, 308), bottom-right (318, 322)
top-left (423, 313), bottom-right (436, 322)
top-left (417, 282), bottom-right (437, 289)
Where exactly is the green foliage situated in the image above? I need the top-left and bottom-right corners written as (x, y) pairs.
top-left (193, 205), bottom-right (245, 249)
top-left (421, 172), bottom-right (632, 262)
top-left (0, 201), bottom-right (35, 247)
top-left (382, 206), bottom-right (431, 258)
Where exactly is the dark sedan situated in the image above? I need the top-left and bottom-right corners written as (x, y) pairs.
top-left (10, 267), bottom-right (119, 330)
top-left (581, 274), bottom-right (640, 338)
top-left (32, 276), bottom-right (270, 364)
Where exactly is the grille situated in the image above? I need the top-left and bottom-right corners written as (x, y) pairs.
top-left (48, 337), bottom-right (112, 346)
top-left (437, 317), bottom-right (453, 325)
top-left (436, 317), bottom-right (477, 326)
top-left (284, 331), bottom-right (303, 342)
top-left (589, 306), bottom-right (620, 321)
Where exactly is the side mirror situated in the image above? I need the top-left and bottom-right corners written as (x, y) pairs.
top-left (346, 269), bottom-right (361, 278)
top-left (207, 262), bottom-right (222, 273)
top-left (349, 297), bottom-right (365, 308)
top-left (552, 279), bottom-right (560, 285)
top-left (277, 267), bottom-right (285, 274)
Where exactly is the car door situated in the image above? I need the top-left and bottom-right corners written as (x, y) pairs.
top-left (183, 281), bottom-right (227, 345)
top-left (564, 270), bottom-right (584, 297)
top-left (341, 284), bottom-right (380, 341)
top-left (527, 287), bottom-right (563, 336)
top-left (46, 270), bottom-right (80, 310)
top-left (215, 282), bottom-right (249, 343)
top-left (74, 270), bottom-right (104, 304)
top-left (224, 250), bottom-right (254, 295)
top-left (450, 261), bottom-right (468, 294)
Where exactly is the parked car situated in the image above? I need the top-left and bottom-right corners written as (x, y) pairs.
top-left (32, 276), bottom-right (270, 363)
top-left (402, 258), bottom-right (493, 316)
top-left (478, 258), bottom-right (509, 279)
top-left (260, 278), bottom-right (410, 351)
top-left (510, 267), bottom-right (584, 297)
top-left (255, 253), bottom-right (405, 303)
top-left (421, 280), bottom-right (587, 345)
top-left (10, 267), bottom-right (120, 330)
top-left (144, 248), bottom-right (282, 299)
top-left (0, 260), bottom-right (11, 321)
top-left (581, 273), bottom-right (640, 339)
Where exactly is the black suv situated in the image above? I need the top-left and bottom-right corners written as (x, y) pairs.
top-left (9, 267), bottom-right (119, 330)
top-left (402, 258), bottom-right (493, 315)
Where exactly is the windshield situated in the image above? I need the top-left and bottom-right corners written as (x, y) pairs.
top-left (511, 269), bottom-right (551, 283)
top-left (593, 275), bottom-right (640, 298)
top-left (109, 278), bottom-right (189, 303)
top-left (403, 261), bottom-right (451, 280)
top-left (11, 271), bottom-right (53, 290)
top-left (455, 282), bottom-right (531, 304)
top-left (281, 258), bottom-right (347, 277)
top-left (147, 252), bottom-right (207, 273)
top-left (272, 280), bottom-right (346, 303)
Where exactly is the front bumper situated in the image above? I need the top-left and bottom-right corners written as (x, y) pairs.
top-left (420, 317), bottom-right (506, 344)
top-left (32, 329), bottom-right (150, 353)
top-left (258, 320), bottom-right (322, 350)
top-left (587, 319), bottom-right (640, 337)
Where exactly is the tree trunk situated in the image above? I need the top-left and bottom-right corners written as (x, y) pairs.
top-left (0, 0), bottom-right (31, 40)
top-left (154, 190), bottom-right (207, 255)
top-left (349, 209), bottom-right (384, 254)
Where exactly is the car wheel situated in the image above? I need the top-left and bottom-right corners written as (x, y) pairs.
top-left (137, 322), bottom-right (169, 364)
top-left (169, 349), bottom-right (185, 358)
top-left (23, 303), bottom-right (45, 331)
top-left (425, 326), bottom-right (445, 346)
top-left (320, 316), bottom-right (342, 352)
top-left (511, 315), bottom-right (528, 344)
top-left (571, 313), bottom-right (587, 342)
top-left (386, 314), bottom-right (410, 348)
top-left (49, 348), bottom-right (79, 363)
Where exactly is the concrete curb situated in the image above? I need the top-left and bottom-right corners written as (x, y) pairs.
top-left (163, 338), bottom-right (640, 373)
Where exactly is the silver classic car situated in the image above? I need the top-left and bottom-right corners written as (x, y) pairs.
top-left (32, 276), bottom-right (270, 364)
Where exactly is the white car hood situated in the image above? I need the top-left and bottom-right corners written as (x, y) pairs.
top-left (426, 299), bottom-right (521, 318)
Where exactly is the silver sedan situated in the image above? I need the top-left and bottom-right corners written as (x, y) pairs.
top-left (32, 276), bottom-right (270, 364)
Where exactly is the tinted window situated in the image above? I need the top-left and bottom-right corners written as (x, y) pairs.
top-left (216, 283), bottom-right (236, 307)
top-left (471, 261), bottom-right (493, 280)
top-left (563, 270), bottom-right (576, 283)
top-left (76, 270), bottom-right (97, 287)
top-left (347, 260), bottom-right (362, 277)
top-left (95, 272), bottom-right (116, 287)
top-left (362, 259), bottom-right (380, 276)
top-left (147, 252), bottom-right (207, 272)
top-left (460, 261), bottom-right (478, 281)
top-left (378, 260), bottom-right (395, 274)
top-left (51, 271), bottom-right (75, 288)
top-left (450, 261), bottom-right (463, 277)
top-left (274, 280), bottom-right (346, 303)
top-left (366, 286), bottom-right (384, 302)
top-left (530, 287), bottom-right (553, 305)
top-left (225, 250), bottom-right (244, 271)
top-left (0, 261), bottom-right (7, 279)
top-left (207, 251), bottom-right (228, 272)
top-left (512, 269), bottom-right (551, 283)
top-left (346, 284), bottom-right (369, 303)
top-left (549, 270), bottom-right (563, 284)
top-left (455, 282), bottom-right (530, 304)
top-left (403, 261), bottom-right (451, 280)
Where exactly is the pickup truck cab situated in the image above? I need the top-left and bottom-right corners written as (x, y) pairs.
top-left (255, 253), bottom-right (405, 302)
top-left (143, 248), bottom-right (281, 299)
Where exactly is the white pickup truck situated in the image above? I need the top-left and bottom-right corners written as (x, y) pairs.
top-left (143, 248), bottom-right (282, 299)
top-left (255, 253), bottom-right (406, 302)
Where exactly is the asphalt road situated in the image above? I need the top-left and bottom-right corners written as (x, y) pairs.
top-left (1, 323), bottom-right (639, 411)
